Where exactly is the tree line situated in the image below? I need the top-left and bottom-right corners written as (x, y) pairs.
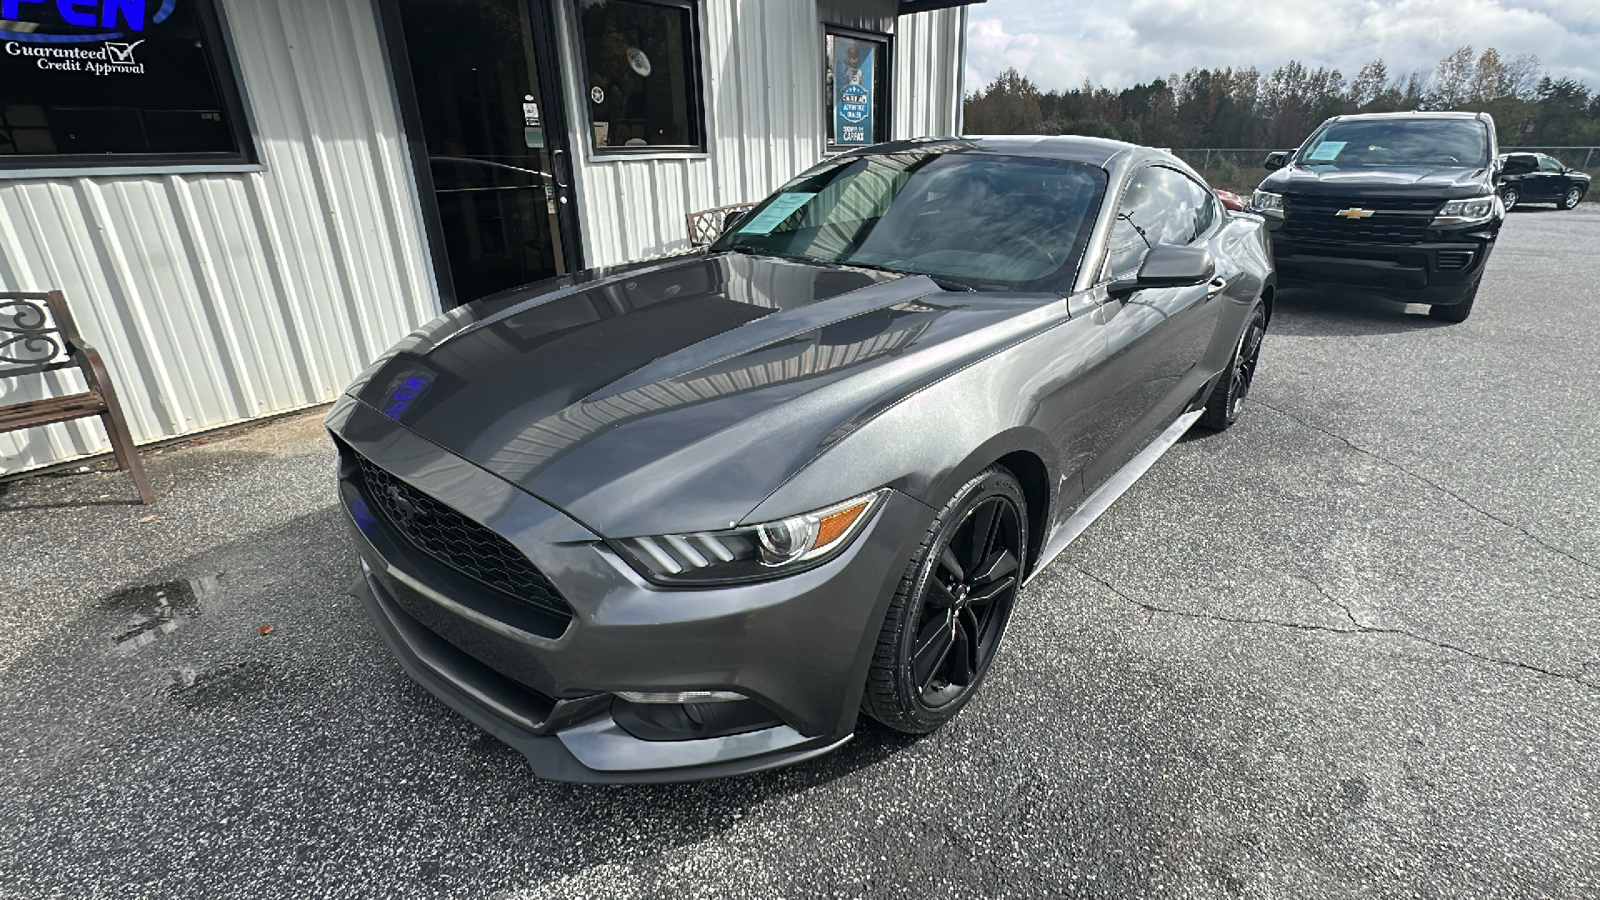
top-left (964, 47), bottom-right (1600, 149)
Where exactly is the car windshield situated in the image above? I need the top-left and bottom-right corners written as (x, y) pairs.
top-left (1298, 119), bottom-right (1491, 169)
top-left (719, 152), bottom-right (1107, 290)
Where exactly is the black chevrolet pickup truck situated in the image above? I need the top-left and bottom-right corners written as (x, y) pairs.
top-left (1250, 111), bottom-right (1504, 322)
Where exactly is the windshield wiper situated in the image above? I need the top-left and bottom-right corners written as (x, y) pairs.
top-left (841, 260), bottom-right (977, 292)
top-left (836, 259), bottom-right (909, 276)
top-left (729, 249), bottom-right (975, 291)
top-left (926, 275), bottom-right (976, 292)
top-left (726, 245), bottom-right (825, 265)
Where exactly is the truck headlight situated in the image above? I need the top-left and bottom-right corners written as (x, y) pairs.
top-left (1432, 194), bottom-right (1500, 226)
top-left (1249, 190), bottom-right (1284, 218)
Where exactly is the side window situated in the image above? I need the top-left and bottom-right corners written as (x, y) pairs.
top-left (1538, 156), bottom-right (1564, 173)
top-left (1103, 166), bottom-right (1210, 278)
top-left (1503, 155), bottom-right (1536, 175)
top-left (1193, 184), bottom-right (1217, 237)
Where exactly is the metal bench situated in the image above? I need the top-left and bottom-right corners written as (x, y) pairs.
top-left (686, 203), bottom-right (757, 248)
top-left (1, 291), bottom-right (154, 503)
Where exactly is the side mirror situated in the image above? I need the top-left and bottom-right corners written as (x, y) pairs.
top-left (1108, 244), bottom-right (1216, 298)
top-left (1263, 150), bottom-right (1289, 171)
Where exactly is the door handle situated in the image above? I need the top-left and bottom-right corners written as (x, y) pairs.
top-left (551, 148), bottom-right (569, 189)
top-left (1206, 276), bottom-right (1228, 296)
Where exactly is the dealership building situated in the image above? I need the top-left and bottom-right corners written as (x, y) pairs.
top-left (0, 0), bottom-right (971, 475)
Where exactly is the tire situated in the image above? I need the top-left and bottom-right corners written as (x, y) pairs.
top-left (1428, 280), bottom-right (1479, 323)
top-left (1561, 186), bottom-right (1585, 211)
top-left (1199, 302), bottom-right (1267, 431)
top-left (862, 467), bottom-right (1028, 734)
top-left (1500, 187), bottom-right (1519, 212)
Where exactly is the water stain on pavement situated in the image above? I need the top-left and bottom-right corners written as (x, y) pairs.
top-left (168, 662), bottom-right (270, 710)
top-left (101, 575), bottom-right (220, 652)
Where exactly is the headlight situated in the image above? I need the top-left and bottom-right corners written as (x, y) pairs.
top-left (1432, 194), bottom-right (1500, 226)
top-left (611, 490), bottom-right (888, 585)
top-left (1249, 190), bottom-right (1284, 217)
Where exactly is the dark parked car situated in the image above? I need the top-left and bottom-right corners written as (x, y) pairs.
top-left (327, 136), bottom-right (1276, 783)
top-left (1496, 152), bottom-right (1590, 211)
top-left (1251, 111), bottom-right (1503, 322)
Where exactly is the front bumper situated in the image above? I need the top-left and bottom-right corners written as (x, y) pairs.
top-left (1268, 229), bottom-right (1497, 304)
top-left (328, 395), bottom-right (932, 783)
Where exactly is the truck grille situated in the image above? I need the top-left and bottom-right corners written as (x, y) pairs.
top-left (353, 453), bottom-right (573, 623)
top-left (1282, 195), bottom-right (1441, 245)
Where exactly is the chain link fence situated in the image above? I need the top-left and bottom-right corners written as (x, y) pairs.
top-left (1170, 147), bottom-right (1599, 202)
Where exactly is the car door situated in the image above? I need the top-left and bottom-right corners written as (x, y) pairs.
top-left (1529, 155), bottom-right (1565, 200)
top-left (1080, 165), bottom-right (1227, 493)
top-left (1499, 154), bottom-right (1536, 197)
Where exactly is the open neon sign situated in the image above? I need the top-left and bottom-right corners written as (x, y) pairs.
top-left (0, 0), bottom-right (176, 41)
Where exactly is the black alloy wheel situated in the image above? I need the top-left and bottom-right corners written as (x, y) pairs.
top-left (1200, 303), bottom-right (1267, 431)
top-left (1562, 186), bottom-right (1585, 210)
top-left (863, 467), bottom-right (1028, 734)
top-left (1501, 187), bottom-right (1519, 212)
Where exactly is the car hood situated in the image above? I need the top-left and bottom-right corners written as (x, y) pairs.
top-left (1261, 164), bottom-right (1494, 199)
top-left (350, 252), bottom-right (1065, 535)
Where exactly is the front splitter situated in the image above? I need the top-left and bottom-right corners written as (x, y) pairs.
top-left (351, 570), bottom-right (852, 784)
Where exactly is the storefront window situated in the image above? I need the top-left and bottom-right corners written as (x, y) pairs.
top-left (0, 0), bottom-right (253, 168)
top-left (577, 0), bottom-right (703, 153)
top-left (825, 28), bottom-right (888, 150)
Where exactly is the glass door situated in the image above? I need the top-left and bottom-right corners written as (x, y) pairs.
top-left (384, 0), bottom-right (581, 306)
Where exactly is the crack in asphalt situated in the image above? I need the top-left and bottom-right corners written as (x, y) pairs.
top-left (1254, 400), bottom-right (1600, 577)
top-left (1073, 565), bottom-right (1599, 693)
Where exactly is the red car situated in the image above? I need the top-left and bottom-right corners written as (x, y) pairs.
top-left (1215, 188), bottom-right (1247, 212)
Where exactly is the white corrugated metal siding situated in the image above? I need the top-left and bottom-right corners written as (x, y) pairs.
top-left (559, 0), bottom-right (966, 267)
top-left (0, 0), bottom-right (437, 475)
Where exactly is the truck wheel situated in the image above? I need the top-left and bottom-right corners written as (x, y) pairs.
top-left (1428, 282), bottom-right (1478, 323)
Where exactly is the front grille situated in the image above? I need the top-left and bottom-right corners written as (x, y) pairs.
top-left (1436, 250), bottom-right (1474, 270)
top-left (1282, 195), bottom-right (1441, 245)
top-left (353, 453), bottom-right (573, 623)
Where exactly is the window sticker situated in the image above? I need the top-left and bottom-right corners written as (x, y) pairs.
top-left (1306, 141), bottom-right (1347, 162)
top-left (737, 193), bottom-right (817, 234)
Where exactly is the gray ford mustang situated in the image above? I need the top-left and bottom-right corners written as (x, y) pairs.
top-left (328, 136), bottom-right (1275, 783)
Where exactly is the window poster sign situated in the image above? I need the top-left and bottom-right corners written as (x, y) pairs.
top-left (826, 30), bottom-right (886, 149)
top-left (831, 37), bottom-right (876, 146)
top-left (0, 0), bottom-right (251, 163)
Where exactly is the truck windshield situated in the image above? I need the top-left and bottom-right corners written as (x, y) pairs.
top-left (719, 152), bottom-right (1107, 290)
top-left (1298, 119), bottom-right (1490, 169)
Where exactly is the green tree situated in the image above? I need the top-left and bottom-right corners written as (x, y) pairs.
top-left (963, 68), bottom-right (1044, 134)
top-left (959, 47), bottom-right (1595, 150)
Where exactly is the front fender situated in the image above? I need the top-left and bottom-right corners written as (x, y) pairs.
top-left (743, 335), bottom-right (1083, 535)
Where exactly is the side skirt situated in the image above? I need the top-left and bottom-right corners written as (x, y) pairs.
top-left (1024, 409), bottom-right (1205, 585)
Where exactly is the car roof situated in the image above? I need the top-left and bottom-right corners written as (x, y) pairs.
top-left (1324, 111), bottom-right (1492, 124)
top-left (847, 135), bottom-right (1150, 169)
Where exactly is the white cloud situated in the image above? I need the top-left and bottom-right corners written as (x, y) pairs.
top-left (965, 0), bottom-right (1600, 93)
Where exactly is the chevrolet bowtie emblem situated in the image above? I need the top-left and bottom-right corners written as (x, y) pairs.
top-left (1335, 208), bottom-right (1375, 219)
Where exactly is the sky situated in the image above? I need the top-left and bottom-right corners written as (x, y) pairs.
top-left (963, 0), bottom-right (1600, 95)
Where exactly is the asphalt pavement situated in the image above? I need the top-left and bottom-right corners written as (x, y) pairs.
top-left (2, 206), bottom-right (1597, 899)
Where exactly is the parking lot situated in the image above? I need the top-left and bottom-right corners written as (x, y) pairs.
top-left (3, 206), bottom-right (1597, 899)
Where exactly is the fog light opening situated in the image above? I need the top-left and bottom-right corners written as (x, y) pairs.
top-left (611, 693), bottom-right (786, 742)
